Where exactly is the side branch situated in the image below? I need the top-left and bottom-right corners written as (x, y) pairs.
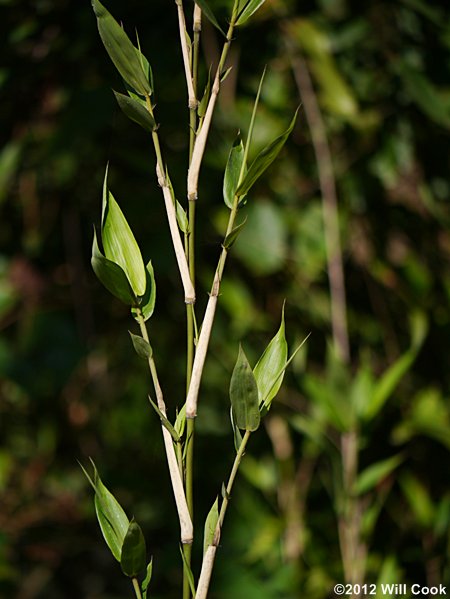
top-left (156, 164), bottom-right (196, 304)
top-left (176, 0), bottom-right (197, 109)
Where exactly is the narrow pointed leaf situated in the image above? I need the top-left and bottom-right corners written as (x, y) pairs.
top-left (129, 331), bottom-right (152, 359)
top-left (198, 68), bottom-right (211, 118)
top-left (355, 454), bottom-right (404, 495)
top-left (121, 520), bottom-right (147, 577)
top-left (230, 345), bottom-right (260, 431)
top-left (236, 0), bottom-right (267, 25)
top-left (223, 218), bottom-right (247, 249)
top-left (176, 201), bottom-right (189, 233)
top-left (81, 460), bottom-right (129, 561)
top-left (142, 558), bottom-right (153, 598)
top-left (132, 261), bottom-right (156, 322)
top-left (193, 0), bottom-right (225, 37)
top-left (101, 174), bottom-right (146, 297)
top-left (253, 310), bottom-right (288, 408)
top-left (220, 66), bottom-right (233, 83)
top-left (148, 396), bottom-right (180, 443)
top-left (230, 406), bottom-right (243, 452)
top-left (91, 229), bottom-right (136, 304)
top-left (113, 91), bottom-right (156, 132)
top-left (203, 497), bottom-right (219, 554)
top-left (92, 0), bottom-right (151, 95)
top-left (174, 403), bottom-right (187, 438)
top-left (236, 108), bottom-right (299, 197)
top-left (223, 134), bottom-right (246, 209)
top-left (179, 545), bottom-right (196, 596)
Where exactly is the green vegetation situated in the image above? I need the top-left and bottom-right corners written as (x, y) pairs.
top-left (1, 0), bottom-right (449, 597)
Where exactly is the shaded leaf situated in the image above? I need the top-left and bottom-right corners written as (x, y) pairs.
top-left (148, 396), bottom-right (180, 443)
top-left (236, 109), bottom-right (298, 197)
top-left (236, 0), bottom-right (266, 25)
top-left (121, 520), bottom-right (147, 577)
top-left (230, 345), bottom-right (260, 431)
top-left (92, 0), bottom-right (151, 95)
top-left (223, 133), bottom-right (246, 209)
top-left (129, 331), bottom-right (152, 359)
top-left (223, 218), bottom-right (247, 249)
top-left (197, 67), bottom-right (211, 119)
top-left (91, 228), bottom-right (136, 305)
top-left (113, 91), bottom-right (156, 132)
top-left (132, 261), bottom-right (156, 322)
top-left (203, 497), bottom-right (219, 554)
top-left (230, 406), bottom-right (243, 452)
top-left (194, 0), bottom-right (225, 37)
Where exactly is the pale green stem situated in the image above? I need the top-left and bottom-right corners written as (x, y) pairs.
top-left (195, 430), bottom-right (252, 599)
top-left (132, 577), bottom-right (143, 599)
top-left (136, 308), bottom-right (193, 544)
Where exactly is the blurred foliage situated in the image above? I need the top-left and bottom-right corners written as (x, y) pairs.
top-left (1, 0), bottom-right (449, 597)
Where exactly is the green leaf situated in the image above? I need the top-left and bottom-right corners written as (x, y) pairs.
top-left (80, 460), bottom-right (130, 561)
top-left (203, 497), bottom-right (219, 554)
top-left (101, 169), bottom-right (146, 297)
top-left (92, 0), bottom-right (151, 96)
top-left (121, 520), bottom-right (147, 577)
top-left (230, 345), bottom-right (260, 432)
top-left (174, 403), bottom-right (187, 439)
top-left (129, 331), bottom-right (152, 359)
top-left (193, 0), bottom-right (225, 37)
top-left (176, 201), bottom-right (189, 234)
top-left (91, 228), bottom-right (136, 305)
top-left (148, 396), bottom-right (181, 443)
top-left (132, 261), bottom-right (156, 322)
top-left (179, 545), bottom-right (196, 596)
top-left (355, 454), bottom-right (404, 495)
top-left (113, 91), bottom-right (156, 132)
top-left (236, 109), bottom-right (298, 197)
top-left (197, 67), bottom-right (211, 119)
top-left (223, 218), bottom-right (247, 250)
top-left (142, 558), bottom-right (153, 599)
top-left (230, 407), bottom-right (243, 452)
top-left (236, 0), bottom-right (266, 25)
top-left (223, 134), bottom-right (246, 209)
top-left (253, 309), bottom-right (288, 410)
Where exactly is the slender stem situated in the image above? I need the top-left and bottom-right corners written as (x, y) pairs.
top-left (195, 430), bottom-right (252, 599)
top-left (136, 309), bottom-right (193, 544)
top-left (132, 577), bottom-right (143, 599)
top-left (144, 95), bottom-right (195, 304)
top-left (187, 1), bottom-right (239, 200)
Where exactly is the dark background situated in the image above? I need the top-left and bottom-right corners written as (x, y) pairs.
top-left (1, 0), bottom-right (449, 597)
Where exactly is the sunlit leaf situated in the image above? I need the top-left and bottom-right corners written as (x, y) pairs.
top-left (101, 169), bottom-right (146, 297)
top-left (176, 201), bottom-right (189, 234)
top-left (203, 497), bottom-right (219, 554)
top-left (92, 0), bottom-right (151, 95)
top-left (113, 91), bottom-right (156, 132)
top-left (142, 558), bottom-right (153, 599)
top-left (223, 133), bottom-right (246, 209)
top-left (91, 228), bottom-right (136, 305)
top-left (253, 309), bottom-right (288, 411)
top-left (236, 109), bottom-right (298, 197)
top-left (236, 0), bottom-right (266, 25)
top-left (80, 460), bottom-right (130, 562)
top-left (230, 345), bottom-right (260, 431)
top-left (121, 520), bottom-right (147, 577)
